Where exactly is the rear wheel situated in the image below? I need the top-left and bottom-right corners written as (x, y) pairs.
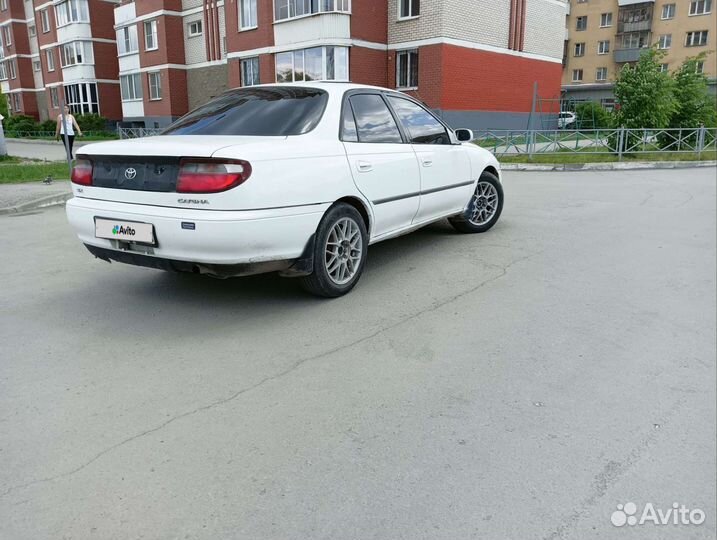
top-left (300, 203), bottom-right (368, 297)
top-left (449, 171), bottom-right (504, 233)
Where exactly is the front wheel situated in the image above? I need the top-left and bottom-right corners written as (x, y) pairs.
top-left (299, 203), bottom-right (368, 297)
top-left (449, 171), bottom-right (504, 234)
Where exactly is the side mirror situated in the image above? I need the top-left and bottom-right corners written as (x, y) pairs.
top-left (454, 128), bottom-right (474, 142)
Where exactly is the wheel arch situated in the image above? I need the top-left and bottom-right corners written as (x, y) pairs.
top-left (335, 196), bottom-right (372, 236)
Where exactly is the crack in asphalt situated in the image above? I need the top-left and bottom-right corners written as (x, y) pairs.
top-left (541, 398), bottom-right (685, 540)
top-left (1, 248), bottom-right (543, 500)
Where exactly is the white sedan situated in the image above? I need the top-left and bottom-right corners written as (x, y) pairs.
top-left (67, 82), bottom-right (504, 297)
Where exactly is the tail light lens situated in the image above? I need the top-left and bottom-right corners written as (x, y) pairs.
top-left (71, 159), bottom-right (93, 185)
top-left (177, 159), bottom-right (252, 193)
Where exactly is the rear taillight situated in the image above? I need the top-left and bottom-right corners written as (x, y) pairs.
top-left (176, 159), bottom-right (252, 193)
top-left (71, 159), bottom-right (93, 185)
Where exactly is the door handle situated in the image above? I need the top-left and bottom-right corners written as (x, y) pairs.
top-left (421, 158), bottom-right (433, 167)
top-left (356, 160), bottom-right (373, 173)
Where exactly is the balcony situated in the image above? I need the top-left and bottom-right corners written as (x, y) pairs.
top-left (618, 19), bottom-right (652, 33)
top-left (614, 48), bottom-right (645, 63)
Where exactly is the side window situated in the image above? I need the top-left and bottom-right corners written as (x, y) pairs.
top-left (349, 94), bottom-right (403, 144)
top-left (387, 96), bottom-right (450, 144)
top-left (341, 102), bottom-right (358, 142)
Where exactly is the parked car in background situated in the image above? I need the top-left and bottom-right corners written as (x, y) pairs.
top-left (558, 111), bottom-right (577, 129)
top-left (66, 83), bottom-right (504, 297)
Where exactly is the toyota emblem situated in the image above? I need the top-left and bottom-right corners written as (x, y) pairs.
top-left (124, 167), bottom-right (137, 180)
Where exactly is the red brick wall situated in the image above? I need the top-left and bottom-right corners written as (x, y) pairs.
top-left (19, 91), bottom-right (39, 118)
top-left (138, 15), bottom-right (186, 66)
top-left (143, 68), bottom-right (188, 118)
top-left (32, 0), bottom-right (57, 48)
top-left (228, 53), bottom-right (275, 88)
top-left (87, 0), bottom-right (117, 39)
top-left (93, 42), bottom-right (120, 80)
top-left (387, 44), bottom-right (443, 109)
top-left (350, 47), bottom-right (387, 87)
top-left (226, 0), bottom-right (274, 54)
top-left (41, 48), bottom-right (62, 85)
top-left (350, 0), bottom-right (387, 44)
top-left (135, 0), bottom-right (182, 16)
top-left (439, 44), bottom-right (562, 112)
top-left (98, 83), bottom-right (122, 120)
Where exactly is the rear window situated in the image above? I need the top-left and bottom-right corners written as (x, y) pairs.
top-left (163, 87), bottom-right (328, 136)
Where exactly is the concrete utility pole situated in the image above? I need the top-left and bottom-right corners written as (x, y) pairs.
top-left (0, 114), bottom-right (7, 157)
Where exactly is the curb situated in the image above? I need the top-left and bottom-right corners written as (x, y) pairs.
top-left (6, 138), bottom-right (90, 148)
top-left (0, 191), bottom-right (72, 216)
top-left (500, 160), bottom-right (717, 172)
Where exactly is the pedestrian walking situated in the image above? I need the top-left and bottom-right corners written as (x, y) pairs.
top-left (55, 106), bottom-right (83, 160)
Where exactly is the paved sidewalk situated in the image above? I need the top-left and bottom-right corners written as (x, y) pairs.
top-left (6, 139), bottom-right (90, 161)
top-left (0, 180), bottom-right (72, 214)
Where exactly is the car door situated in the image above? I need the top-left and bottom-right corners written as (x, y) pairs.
top-left (341, 92), bottom-right (420, 238)
top-left (386, 95), bottom-right (472, 224)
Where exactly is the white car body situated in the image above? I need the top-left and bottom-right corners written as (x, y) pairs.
top-left (558, 111), bottom-right (576, 129)
top-left (66, 82), bottom-right (501, 281)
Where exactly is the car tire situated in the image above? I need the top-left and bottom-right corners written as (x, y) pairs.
top-left (299, 203), bottom-right (369, 297)
top-left (448, 171), bottom-right (504, 234)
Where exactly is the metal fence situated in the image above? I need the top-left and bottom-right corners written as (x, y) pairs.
top-left (117, 127), bottom-right (163, 139)
top-left (474, 127), bottom-right (717, 160)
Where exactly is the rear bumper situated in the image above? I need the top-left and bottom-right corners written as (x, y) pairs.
top-left (66, 196), bottom-right (328, 271)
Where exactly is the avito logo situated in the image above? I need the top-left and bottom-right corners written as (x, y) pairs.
top-left (611, 502), bottom-right (706, 527)
top-left (112, 225), bottom-right (136, 236)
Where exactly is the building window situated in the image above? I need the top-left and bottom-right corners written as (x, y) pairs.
top-left (399, 0), bottom-right (419, 19)
top-left (660, 63), bottom-right (669, 72)
top-left (46, 49), bottom-right (55, 71)
top-left (575, 16), bottom-right (587, 31)
top-left (574, 42), bottom-right (585, 56)
top-left (239, 0), bottom-right (257, 29)
top-left (598, 40), bottom-right (610, 54)
top-left (40, 9), bottom-right (50, 33)
top-left (148, 71), bottom-right (162, 100)
top-left (0, 62), bottom-right (6, 81)
top-left (8, 59), bottom-right (16, 79)
top-left (596, 67), bottom-right (608, 81)
top-left (689, 0), bottom-right (712, 15)
top-left (275, 46), bottom-right (348, 82)
top-left (33, 60), bottom-right (41, 72)
top-left (685, 30), bottom-right (708, 46)
top-left (621, 31), bottom-right (649, 49)
top-left (54, 0), bottom-right (90, 27)
top-left (600, 12), bottom-right (612, 27)
top-left (661, 3), bottom-right (675, 19)
top-left (0, 0), bottom-right (6, 11)
top-left (658, 34), bottom-right (671, 49)
top-left (3, 26), bottom-right (11, 47)
top-left (28, 24), bottom-right (36, 37)
top-left (187, 20), bottom-right (202, 37)
top-left (64, 82), bottom-right (99, 114)
top-left (12, 93), bottom-right (21, 111)
top-left (61, 41), bottom-right (93, 67)
top-left (120, 74), bottom-right (142, 101)
top-left (695, 60), bottom-right (705, 73)
top-left (50, 87), bottom-right (59, 108)
top-left (396, 49), bottom-right (418, 88)
top-left (117, 25), bottom-right (139, 54)
top-left (241, 57), bottom-right (260, 86)
top-left (572, 69), bottom-right (583, 82)
top-left (274, 0), bottom-right (350, 22)
top-left (577, 0), bottom-right (587, 3)
top-left (144, 20), bottom-right (158, 51)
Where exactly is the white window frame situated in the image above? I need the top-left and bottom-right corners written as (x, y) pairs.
top-left (600, 12), bottom-right (612, 28)
top-left (28, 24), bottom-right (36, 37)
top-left (120, 73), bottom-right (142, 102)
top-left (144, 19), bottom-right (158, 51)
top-left (187, 20), bottom-right (202, 37)
top-left (60, 41), bottom-right (93, 67)
top-left (50, 86), bottom-right (59, 108)
top-left (46, 48), bottom-right (55, 71)
top-left (689, 0), bottom-right (712, 15)
top-left (117, 25), bottom-right (139, 55)
top-left (396, 49), bottom-right (418, 89)
top-left (660, 63), bottom-right (669, 72)
top-left (661, 3), bottom-right (675, 19)
top-left (685, 30), bottom-right (708, 46)
top-left (40, 9), bottom-right (50, 33)
top-left (239, 0), bottom-right (258, 30)
top-left (595, 67), bottom-right (607, 81)
top-left (274, 0), bottom-right (351, 23)
top-left (398, 0), bottom-right (419, 20)
top-left (576, 16), bottom-right (587, 31)
top-left (574, 42), bottom-right (585, 56)
top-left (0, 0), bottom-right (7, 11)
top-left (695, 60), bottom-right (705, 73)
top-left (64, 82), bottom-right (99, 115)
top-left (3, 26), bottom-right (11, 47)
top-left (275, 45), bottom-right (349, 83)
top-left (241, 56), bottom-right (260, 86)
top-left (148, 71), bottom-right (162, 100)
top-left (658, 34), bottom-right (672, 49)
top-left (8, 59), bottom-right (16, 79)
top-left (572, 69), bottom-right (583, 82)
top-left (0, 62), bottom-right (7, 81)
top-left (597, 40), bottom-right (610, 54)
top-left (33, 60), bottom-right (41, 72)
top-left (54, 0), bottom-right (90, 28)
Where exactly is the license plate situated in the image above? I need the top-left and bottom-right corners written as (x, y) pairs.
top-left (95, 218), bottom-right (156, 245)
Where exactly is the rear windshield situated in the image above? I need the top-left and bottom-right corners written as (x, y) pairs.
top-left (163, 87), bottom-right (328, 136)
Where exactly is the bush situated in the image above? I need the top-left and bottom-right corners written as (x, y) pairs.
top-left (4, 114), bottom-right (39, 134)
top-left (75, 113), bottom-right (108, 132)
top-left (575, 102), bottom-right (614, 129)
top-left (38, 119), bottom-right (57, 133)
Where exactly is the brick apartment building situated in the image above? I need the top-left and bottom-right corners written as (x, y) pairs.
top-left (0, 0), bottom-right (121, 122)
top-left (2, 1), bottom-right (569, 130)
top-left (563, 0), bottom-right (717, 105)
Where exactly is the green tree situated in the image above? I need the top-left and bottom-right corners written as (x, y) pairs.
top-left (575, 101), bottom-right (614, 129)
top-left (0, 90), bottom-right (8, 120)
top-left (669, 53), bottom-right (717, 128)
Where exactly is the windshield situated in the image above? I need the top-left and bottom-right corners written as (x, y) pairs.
top-left (163, 87), bottom-right (328, 136)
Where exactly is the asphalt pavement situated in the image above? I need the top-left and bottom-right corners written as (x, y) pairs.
top-left (5, 138), bottom-right (88, 161)
top-left (1, 168), bottom-right (715, 540)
